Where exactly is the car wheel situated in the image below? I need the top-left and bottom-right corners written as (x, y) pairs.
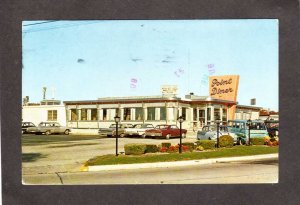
top-left (64, 130), bottom-right (70, 135)
top-left (141, 134), bottom-right (146, 139)
top-left (182, 133), bottom-right (186, 138)
top-left (45, 130), bottom-right (51, 135)
top-left (166, 134), bottom-right (170, 140)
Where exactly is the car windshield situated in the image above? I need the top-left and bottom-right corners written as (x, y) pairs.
top-left (133, 124), bottom-right (143, 128)
top-left (208, 125), bottom-right (217, 131)
top-left (250, 122), bottom-right (266, 130)
top-left (220, 126), bottom-right (228, 132)
top-left (109, 124), bottom-right (121, 128)
top-left (155, 125), bottom-right (168, 129)
top-left (141, 124), bottom-right (153, 128)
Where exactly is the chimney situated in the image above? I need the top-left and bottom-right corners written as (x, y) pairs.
top-left (42, 87), bottom-right (47, 100)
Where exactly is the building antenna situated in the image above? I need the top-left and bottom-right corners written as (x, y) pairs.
top-left (42, 87), bottom-right (47, 100)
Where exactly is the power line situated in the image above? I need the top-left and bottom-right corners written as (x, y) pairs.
top-left (23, 20), bottom-right (59, 27)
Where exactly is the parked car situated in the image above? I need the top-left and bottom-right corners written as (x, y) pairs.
top-left (197, 125), bottom-right (238, 144)
top-left (144, 124), bottom-right (187, 139)
top-left (264, 120), bottom-right (279, 138)
top-left (22, 122), bottom-right (36, 134)
top-left (26, 122), bottom-right (71, 135)
top-left (124, 123), bottom-right (154, 137)
top-left (227, 120), bottom-right (269, 144)
top-left (98, 123), bottom-right (133, 137)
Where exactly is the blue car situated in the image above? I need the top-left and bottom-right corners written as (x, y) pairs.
top-left (197, 125), bottom-right (238, 143)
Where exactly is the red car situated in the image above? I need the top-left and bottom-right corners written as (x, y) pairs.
top-left (144, 124), bottom-right (187, 139)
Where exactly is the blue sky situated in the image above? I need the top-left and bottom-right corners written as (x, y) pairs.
top-left (22, 20), bottom-right (278, 111)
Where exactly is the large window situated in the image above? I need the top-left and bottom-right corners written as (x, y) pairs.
top-left (160, 107), bottom-right (166, 120)
top-left (81, 109), bottom-right (87, 120)
top-left (182, 108), bottom-right (187, 120)
top-left (47, 110), bottom-right (57, 121)
top-left (147, 107), bottom-right (155, 120)
top-left (222, 108), bottom-right (227, 122)
top-left (123, 108), bottom-right (131, 120)
top-left (207, 108), bottom-right (211, 121)
top-left (91, 109), bottom-right (97, 121)
top-left (199, 110), bottom-right (205, 122)
top-left (103, 109), bottom-right (107, 120)
top-left (214, 108), bottom-right (220, 121)
top-left (135, 108), bottom-right (143, 120)
top-left (71, 109), bottom-right (78, 121)
top-left (193, 108), bottom-right (197, 121)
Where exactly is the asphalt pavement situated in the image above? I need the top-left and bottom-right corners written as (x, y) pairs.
top-left (22, 134), bottom-right (278, 185)
top-left (23, 158), bottom-right (278, 185)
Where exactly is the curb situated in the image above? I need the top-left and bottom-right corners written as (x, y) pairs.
top-left (84, 153), bottom-right (278, 172)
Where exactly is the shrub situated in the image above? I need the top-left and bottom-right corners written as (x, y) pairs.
top-left (272, 140), bottom-right (279, 146)
top-left (162, 142), bottom-right (171, 149)
top-left (168, 145), bottom-right (178, 152)
top-left (250, 138), bottom-right (265, 145)
top-left (196, 140), bottom-right (215, 150)
top-left (124, 143), bottom-right (146, 155)
top-left (196, 145), bottom-right (204, 151)
top-left (182, 145), bottom-right (188, 152)
top-left (267, 141), bottom-right (273, 146)
top-left (145, 144), bottom-right (158, 153)
top-left (182, 142), bottom-right (195, 151)
top-left (219, 135), bottom-right (234, 148)
top-left (160, 147), bottom-right (168, 152)
top-left (264, 135), bottom-right (271, 142)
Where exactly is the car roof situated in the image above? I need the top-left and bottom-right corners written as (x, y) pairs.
top-left (228, 120), bottom-right (265, 123)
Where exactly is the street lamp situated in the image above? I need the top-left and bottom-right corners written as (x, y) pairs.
top-left (215, 119), bottom-right (221, 148)
top-left (247, 119), bottom-right (252, 146)
top-left (114, 115), bottom-right (120, 156)
top-left (178, 116), bottom-right (184, 154)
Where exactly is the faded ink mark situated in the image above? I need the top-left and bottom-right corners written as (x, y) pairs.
top-left (77, 58), bottom-right (85, 63)
top-left (162, 60), bottom-right (172, 63)
top-left (174, 68), bottom-right (184, 77)
top-left (201, 64), bottom-right (216, 86)
top-left (130, 78), bottom-right (138, 89)
top-left (131, 58), bottom-right (142, 62)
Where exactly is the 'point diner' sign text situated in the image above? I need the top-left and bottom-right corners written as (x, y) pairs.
top-left (209, 75), bottom-right (239, 101)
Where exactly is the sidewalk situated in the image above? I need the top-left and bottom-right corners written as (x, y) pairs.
top-left (82, 153), bottom-right (278, 172)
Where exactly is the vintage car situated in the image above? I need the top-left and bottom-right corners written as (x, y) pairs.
top-left (144, 124), bottom-right (187, 139)
top-left (227, 120), bottom-right (269, 144)
top-left (26, 122), bottom-right (71, 135)
top-left (124, 123), bottom-right (154, 137)
top-left (264, 120), bottom-right (279, 138)
top-left (98, 123), bottom-right (133, 137)
top-left (22, 122), bottom-right (36, 134)
top-left (197, 125), bottom-right (238, 143)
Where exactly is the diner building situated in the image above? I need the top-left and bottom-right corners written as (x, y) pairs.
top-left (63, 92), bottom-right (261, 131)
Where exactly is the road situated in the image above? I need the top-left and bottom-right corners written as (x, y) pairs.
top-left (22, 134), bottom-right (197, 175)
top-left (22, 134), bottom-right (278, 185)
top-left (23, 158), bottom-right (278, 184)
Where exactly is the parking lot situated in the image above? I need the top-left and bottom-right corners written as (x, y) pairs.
top-left (22, 133), bottom-right (197, 175)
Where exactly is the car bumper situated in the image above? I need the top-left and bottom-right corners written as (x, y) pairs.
top-left (145, 132), bottom-right (162, 137)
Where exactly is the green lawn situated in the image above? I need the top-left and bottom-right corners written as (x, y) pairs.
top-left (85, 146), bottom-right (279, 166)
top-left (22, 135), bottom-right (102, 146)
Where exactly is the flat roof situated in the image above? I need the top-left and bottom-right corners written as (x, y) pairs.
top-left (63, 96), bottom-right (237, 106)
top-left (236, 104), bottom-right (263, 110)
